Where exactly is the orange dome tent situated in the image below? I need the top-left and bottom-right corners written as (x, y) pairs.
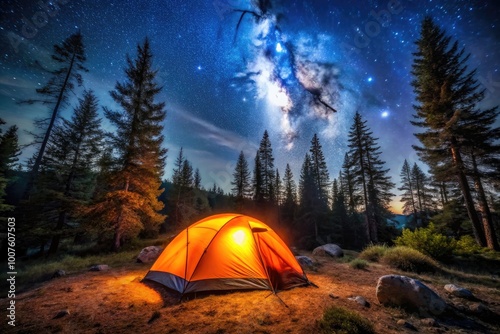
top-left (144, 213), bottom-right (312, 296)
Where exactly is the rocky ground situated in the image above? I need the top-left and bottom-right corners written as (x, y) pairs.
top-left (1, 251), bottom-right (499, 334)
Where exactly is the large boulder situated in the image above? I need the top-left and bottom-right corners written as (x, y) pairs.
top-left (376, 275), bottom-right (447, 315)
top-left (137, 246), bottom-right (163, 264)
top-left (312, 244), bottom-right (344, 258)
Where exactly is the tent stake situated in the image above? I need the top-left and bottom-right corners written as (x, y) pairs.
top-left (274, 293), bottom-right (289, 308)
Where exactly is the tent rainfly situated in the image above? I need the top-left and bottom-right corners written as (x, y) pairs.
top-left (144, 213), bottom-right (312, 296)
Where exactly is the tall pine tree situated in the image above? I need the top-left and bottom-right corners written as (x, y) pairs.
top-left (399, 159), bottom-right (417, 217)
top-left (23, 32), bottom-right (87, 198)
top-left (257, 130), bottom-right (275, 202)
top-left (88, 39), bottom-right (167, 250)
top-left (347, 111), bottom-right (394, 243)
top-left (0, 120), bottom-right (21, 214)
top-left (231, 151), bottom-right (251, 200)
top-left (309, 134), bottom-right (330, 207)
top-left (411, 17), bottom-right (499, 249)
top-left (42, 90), bottom-right (104, 254)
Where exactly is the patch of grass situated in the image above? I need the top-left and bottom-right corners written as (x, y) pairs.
top-left (336, 250), bottom-right (360, 263)
top-left (14, 249), bottom-right (139, 291)
top-left (349, 258), bottom-right (369, 270)
top-left (10, 235), bottom-right (170, 292)
top-left (359, 244), bottom-right (388, 262)
top-left (381, 246), bottom-right (439, 273)
top-left (318, 306), bottom-right (374, 334)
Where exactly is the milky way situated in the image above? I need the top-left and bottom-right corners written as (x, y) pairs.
top-left (0, 0), bottom-right (499, 211)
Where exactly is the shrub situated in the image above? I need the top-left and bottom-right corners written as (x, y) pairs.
top-left (454, 235), bottom-right (484, 255)
top-left (318, 306), bottom-right (374, 334)
top-left (359, 244), bottom-right (388, 262)
top-left (381, 246), bottom-right (439, 273)
top-left (394, 223), bottom-right (456, 261)
top-left (349, 258), bottom-right (369, 270)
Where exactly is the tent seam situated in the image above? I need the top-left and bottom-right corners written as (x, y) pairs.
top-left (183, 215), bottom-right (245, 291)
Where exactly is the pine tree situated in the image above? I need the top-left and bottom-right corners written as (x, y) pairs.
top-left (88, 39), bottom-right (167, 250)
top-left (0, 120), bottom-right (21, 214)
top-left (399, 159), bottom-right (417, 216)
top-left (258, 130), bottom-right (275, 202)
top-left (330, 178), bottom-right (350, 247)
top-left (252, 152), bottom-right (264, 203)
top-left (193, 168), bottom-right (201, 190)
top-left (411, 163), bottom-right (435, 223)
top-left (309, 134), bottom-right (330, 207)
top-left (169, 149), bottom-right (196, 226)
top-left (23, 32), bottom-right (87, 198)
top-left (283, 163), bottom-right (297, 206)
top-left (298, 153), bottom-right (317, 240)
top-left (274, 168), bottom-right (282, 205)
top-left (347, 111), bottom-right (394, 243)
top-left (41, 90), bottom-right (104, 254)
top-left (411, 16), bottom-right (499, 248)
top-left (231, 151), bottom-right (251, 199)
top-left (341, 153), bottom-right (359, 213)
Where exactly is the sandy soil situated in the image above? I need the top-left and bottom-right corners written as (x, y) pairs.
top-left (2, 254), bottom-right (499, 334)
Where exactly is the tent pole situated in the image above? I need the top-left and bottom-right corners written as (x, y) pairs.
top-left (180, 226), bottom-right (189, 300)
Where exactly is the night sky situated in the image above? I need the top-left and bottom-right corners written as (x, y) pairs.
top-left (1, 0), bottom-right (499, 212)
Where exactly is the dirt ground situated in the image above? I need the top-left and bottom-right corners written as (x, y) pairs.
top-left (2, 254), bottom-right (499, 334)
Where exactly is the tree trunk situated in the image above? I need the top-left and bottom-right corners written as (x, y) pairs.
top-left (24, 52), bottom-right (77, 199)
top-left (48, 211), bottom-right (66, 255)
top-left (114, 224), bottom-right (122, 251)
top-left (113, 176), bottom-right (130, 251)
top-left (471, 153), bottom-right (499, 250)
top-left (48, 146), bottom-right (80, 255)
top-left (450, 143), bottom-right (486, 246)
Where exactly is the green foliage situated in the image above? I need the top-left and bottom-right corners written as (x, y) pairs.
top-left (455, 235), bottom-right (485, 255)
top-left (349, 258), bottom-right (369, 270)
top-left (359, 244), bottom-right (388, 262)
top-left (318, 306), bottom-right (374, 334)
top-left (394, 223), bottom-right (456, 261)
top-left (381, 246), bottom-right (439, 273)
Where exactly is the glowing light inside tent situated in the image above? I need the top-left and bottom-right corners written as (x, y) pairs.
top-left (233, 230), bottom-right (246, 245)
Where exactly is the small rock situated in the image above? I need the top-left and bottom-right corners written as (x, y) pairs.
top-left (444, 284), bottom-right (474, 299)
top-left (397, 319), bottom-right (417, 331)
top-left (53, 309), bottom-right (70, 319)
top-left (312, 244), bottom-right (344, 257)
top-left (52, 270), bottom-right (66, 278)
top-left (469, 303), bottom-right (489, 314)
top-left (420, 318), bottom-right (438, 327)
top-left (137, 246), bottom-right (163, 264)
top-left (348, 295), bottom-right (370, 307)
top-left (329, 293), bottom-right (339, 299)
top-left (290, 246), bottom-right (300, 256)
top-left (89, 264), bottom-right (109, 271)
top-left (295, 255), bottom-right (314, 268)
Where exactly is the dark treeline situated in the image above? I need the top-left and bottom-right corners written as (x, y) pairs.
top-left (1, 16), bottom-right (499, 257)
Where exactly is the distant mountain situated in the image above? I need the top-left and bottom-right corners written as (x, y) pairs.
top-left (387, 214), bottom-right (409, 230)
